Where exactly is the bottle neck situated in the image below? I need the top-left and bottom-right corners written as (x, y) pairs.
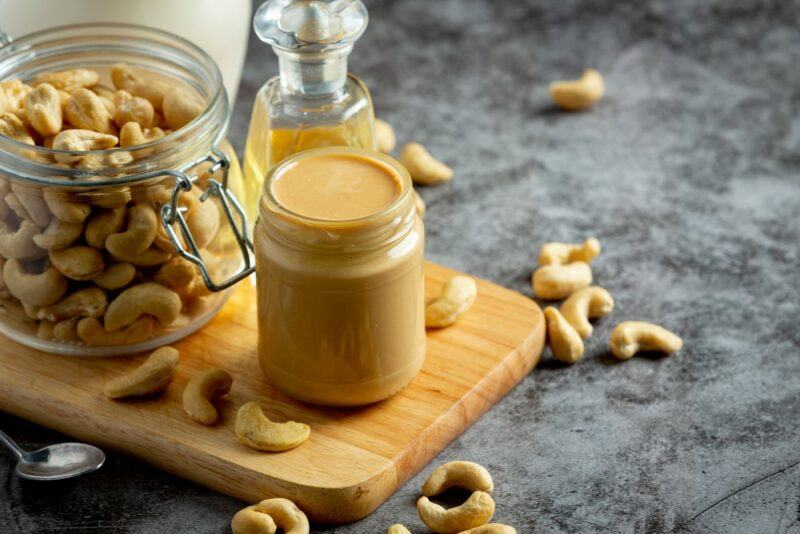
top-left (275, 46), bottom-right (351, 97)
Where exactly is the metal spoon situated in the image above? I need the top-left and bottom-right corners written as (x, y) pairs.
top-left (0, 429), bottom-right (105, 481)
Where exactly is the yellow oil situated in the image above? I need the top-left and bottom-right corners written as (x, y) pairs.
top-left (242, 100), bottom-right (375, 223)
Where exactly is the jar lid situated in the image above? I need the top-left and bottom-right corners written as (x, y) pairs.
top-left (253, 0), bottom-right (368, 52)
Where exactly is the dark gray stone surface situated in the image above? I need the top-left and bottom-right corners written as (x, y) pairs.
top-left (2, 0), bottom-right (800, 532)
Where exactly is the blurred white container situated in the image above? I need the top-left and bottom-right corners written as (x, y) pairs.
top-left (0, 0), bottom-right (251, 104)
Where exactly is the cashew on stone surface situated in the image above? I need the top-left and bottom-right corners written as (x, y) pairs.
top-left (103, 346), bottom-right (179, 399)
top-left (544, 307), bottom-right (584, 364)
top-left (538, 238), bottom-right (601, 266)
top-left (549, 69), bottom-right (605, 111)
top-left (610, 321), bottom-right (683, 360)
top-left (182, 367), bottom-right (232, 425)
top-left (234, 402), bottom-right (310, 452)
top-left (400, 142), bottom-right (454, 185)
top-left (231, 498), bottom-right (309, 534)
top-left (425, 276), bottom-right (477, 328)
top-left (387, 525), bottom-right (412, 534)
top-left (422, 461), bottom-right (494, 497)
top-left (559, 286), bottom-right (614, 339)
top-left (417, 491), bottom-right (495, 534)
top-left (532, 261), bottom-right (592, 300)
top-left (375, 118), bottom-right (397, 154)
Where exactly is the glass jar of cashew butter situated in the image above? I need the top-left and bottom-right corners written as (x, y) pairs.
top-left (0, 24), bottom-right (251, 355)
top-left (256, 147), bottom-right (425, 406)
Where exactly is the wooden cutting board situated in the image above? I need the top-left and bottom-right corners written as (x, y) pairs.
top-left (0, 261), bottom-right (544, 525)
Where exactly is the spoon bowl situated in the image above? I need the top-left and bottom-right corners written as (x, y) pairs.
top-left (17, 442), bottom-right (106, 481)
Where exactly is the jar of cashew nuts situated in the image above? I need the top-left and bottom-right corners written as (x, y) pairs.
top-left (0, 24), bottom-right (253, 355)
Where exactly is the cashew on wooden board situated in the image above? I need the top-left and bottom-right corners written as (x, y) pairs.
top-left (103, 346), bottom-right (179, 399)
top-left (234, 402), bottom-right (310, 452)
top-left (231, 498), bottom-right (310, 534)
top-left (182, 367), bottom-right (232, 425)
top-left (425, 276), bottom-right (477, 328)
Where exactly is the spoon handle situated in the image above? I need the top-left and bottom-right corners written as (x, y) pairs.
top-left (0, 429), bottom-right (25, 460)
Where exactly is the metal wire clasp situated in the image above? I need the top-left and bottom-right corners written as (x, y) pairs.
top-left (160, 147), bottom-right (254, 291)
top-left (0, 28), bottom-right (13, 48)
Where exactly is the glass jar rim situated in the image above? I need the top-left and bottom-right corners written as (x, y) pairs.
top-left (0, 22), bottom-right (227, 187)
top-left (262, 146), bottom-right (413, 227)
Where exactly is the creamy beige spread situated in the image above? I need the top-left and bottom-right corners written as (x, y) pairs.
top-left (256, 148), bottom-right (425, 406)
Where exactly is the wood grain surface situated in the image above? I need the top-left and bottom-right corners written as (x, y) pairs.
top-left (0, 261), bottom-right (544, 524)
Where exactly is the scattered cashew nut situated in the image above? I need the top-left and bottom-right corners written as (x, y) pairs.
top-left (426, 276), bottom-right (477, 328)
top-left (376, 118), bottom-right (396, 153)
top-left (387, 525), bottom-right (411, 534)
top-left (544, 306), bottom-right (584, 364)
top-left (550, 69), bottom-right (605, 111)
top-left (538, 238), bottom-right (601, 266)
top-left (422, 461), bottom-right (494, 497)
top-left (532, 261), bottom-right (592, 300)
top-left (417, 491), bottom-right (495, 534)
top-left (560, 286), bottom-right (614, 339)
top-left (104, 282), bottom-right (182, 332)
top-left (232, 498), bottom-right (309, 534)
top-left (103, 346), bottom-right (179, 399)
top-left (234, 402), bottom-right (310, 452)
top-left (401, 142), bottom-right (453, 185)
top-left (460, 525), bottom-right (517, 534)
top-left (182, 368), bottom-right (232, 425)
top-left (610, 321), bottom-right (683, 360)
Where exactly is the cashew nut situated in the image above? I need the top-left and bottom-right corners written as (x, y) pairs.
top-left (49, 245), bottom-right (105, 280)
top-left (376, 118), bottom-right (396, 153)
top-left (33, 218), bottom-right (83, 250)
top-left (3, 259), bottom-right (67, 306)
top-left (37, 320), bottom-right (55, 340)
top-left (77, 316), bottom-right (155, 346)
top-left (182, 367), bottom-right (232, 425)
top-left (154, 256), bottom-right (196, 294)
top-left (104, 282), bottom-right (181, 332)
top-left (550, 69), bottom-right (605, 111)
top-left (560, 286), bottom-right (614, 339)
top-left (609, 321), bottom-right (683, 360)
top-left (33, 69), bottom-right (99, 90)
top-left (544, 306), bottom-right (584, 364)
top-left (111, 64), bottom-right (170, 111)
top-left (532, 261), bottom-right (592, 300)
top-left (460, 525), bottom-right (517, 534)
top-left (52, 318), bottom-right (80, 342)
top-left (232, 498), bottom-right (309, 534)
top-left (426, 276), bottom-right (477, 328)
top-left (11, 184), bottom-right (51, 227)
top-left (91, 263), bottom-right (136, 291)
top-left (231, 505), bottom-right (277, 534)
top-left (186, 191), bottom-right (220, 248)
top-left (119, 122), bottom-right (165, 148)
top-left (234, 402), bottom-right (310, 452)
top-left (162, 88), bottom-right (204, 130)
top-left (37, 287), bottom-right (107, 322)
top-left (103, 346), bottom-right (179, 399)
top-left (105, 203), bottom-right (158, 256)
top-left (24, 83), bottom-right (62, 137)
top-left (538, 238), bottom-right (601, 266)
top-left (64, 88), bottom-right (116, 134)
top-left (0, 220), bottom-right (43, 260)
top-left (85, 206), bottom-right (126, 248)
top-left (109, 244), bottom-right (171, 267)
top-left (400, 142), bottom-right (453, 185)
top-left (43, 190), bottom-right (91, 223)
top-left (0, 112), bottom-right (34, 145)
top-left (423, 461), bottom-right (494, 497)
top-left (112, 90), bottom-right (155, 129)
top-left (417, 491), bottom-right (495, 534)
top-left (52, 129), bottom-right (118, 163)
top-left (387, 525), bottom-right (411, 534)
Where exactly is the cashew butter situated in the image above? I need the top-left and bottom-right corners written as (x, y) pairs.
top-left (255, 147), bottom-right (425, 406)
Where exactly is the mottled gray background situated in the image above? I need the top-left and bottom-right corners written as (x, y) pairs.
top-left (2, 0), bottom-right (800, 532)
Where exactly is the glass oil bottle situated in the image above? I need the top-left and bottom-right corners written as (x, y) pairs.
top-left (242, 0), bottom-right (376, 222)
